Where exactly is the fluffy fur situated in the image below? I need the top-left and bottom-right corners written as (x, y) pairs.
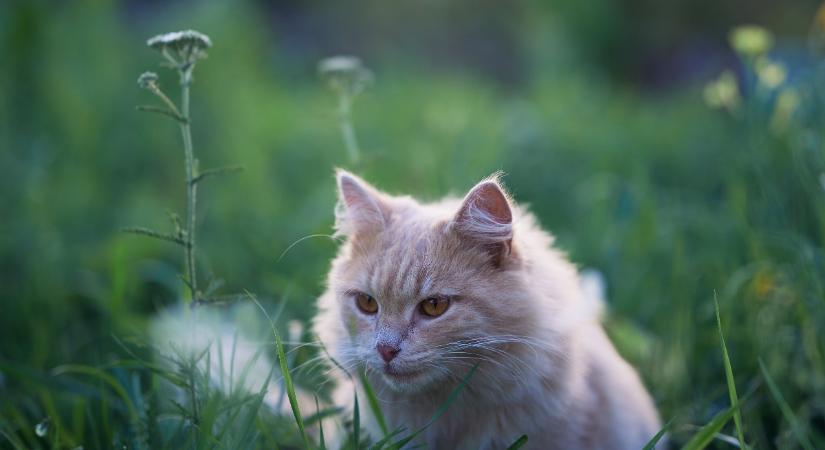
top-left (314, 171), bottom-right (661, 449)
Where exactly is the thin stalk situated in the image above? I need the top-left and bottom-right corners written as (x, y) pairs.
top-left (338, 94), bottom-right (360, 164)
top-left (179, 66), bottom-right (198, 303)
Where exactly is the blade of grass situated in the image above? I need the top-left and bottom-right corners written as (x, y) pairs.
top-left (681, 401), bottom-right (741, 450)
top-left (391, 363), bottom-right (478, 448)
top-left (51, 364), bottom-right (139, 420)
top-left (233, 358), bottom-right (276, 447)
top-left (249, 292), bottom-right (311, 449)
top-left (0, 426), bottom-right (28, 450)
top-left (758, 359), bottom-right (815, 450)
top-left (315, 395), bottom-right (326, 450)
top-left (368, 427), bottom-right (406, 450)
top-left (642, 418), bottom-right (672, 450)
top-left (505, 434), bottom-right (528, 449)
top-left (714, 292), bottom-right (746, 449)
top-left (359, 371), bottom-right (389, 437)
top-left (353, 389), bottom-right (361, 448)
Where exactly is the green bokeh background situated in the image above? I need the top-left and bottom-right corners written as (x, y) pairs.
top-left (2, 0), bottom-right (825, 448)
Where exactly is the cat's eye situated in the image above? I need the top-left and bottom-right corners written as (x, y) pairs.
top-left (419, 297), bottom-right (450, 317)
top-left (354, 292), bottom-right (378, 314)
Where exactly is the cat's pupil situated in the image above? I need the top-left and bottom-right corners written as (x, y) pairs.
top-left (355, 292), bottom-right (378, 314)
top-left (420, 297), bottom-right (449, 317)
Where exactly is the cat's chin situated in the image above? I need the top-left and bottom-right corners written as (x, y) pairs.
top-left (378, 366), bottom-right (434, 392)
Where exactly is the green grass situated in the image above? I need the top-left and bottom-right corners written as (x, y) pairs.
top-left (2, 0), bottom-right (825, 449)
top-left (714, 292), bottom-right (746, 449)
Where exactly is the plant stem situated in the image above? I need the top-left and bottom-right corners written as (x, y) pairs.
top-left (180, 66), bottom-right (198, 303)
top-left (338, 93), bottom-right (360, 164)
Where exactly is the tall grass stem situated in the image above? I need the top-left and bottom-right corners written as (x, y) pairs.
top-left (180, 67), bottom-right (198, 303)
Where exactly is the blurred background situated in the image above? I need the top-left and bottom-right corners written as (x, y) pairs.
top-left (2, 0), bottom-right (825, 448)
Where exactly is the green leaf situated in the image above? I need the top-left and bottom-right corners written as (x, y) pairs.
top-left (714, 292), bottom-right (746, 449)
top-left (642, 418), bottom-right (672, 450)
top-left (353, 389), bottom-right (360, 449)
top-left (390, 363), bottom-right (479, 448)
top-left (249, 293), bottom-right (311, 449)
top-left (367, 427), bottom-right (406, 450)
top-left (192, 165), bottom-right (244, 184)
top-left (759, 359), bottom-right (815, 450)
top-left (121, 226), bottom-right (186, 246)
top-left (681, 402), bottom-right (740, 450)
top-left (135, 105), bottom-right (187, 123)
top-left (360, 371), bottom-right (389, 437)
top-left (51, 365), bottom-right (139, 421)
top-left (505, 434), bottom-right (528, 449)
top-left (315, 395), bottom-right (326, 450)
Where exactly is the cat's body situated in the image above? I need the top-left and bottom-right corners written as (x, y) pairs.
top-left (314, 171), bottom-right (661, 449)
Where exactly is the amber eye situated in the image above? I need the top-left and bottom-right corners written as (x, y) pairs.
top-left (354, 292), bottom-right (378, 314)
top-left (419, 297), bottom-right (450, 317)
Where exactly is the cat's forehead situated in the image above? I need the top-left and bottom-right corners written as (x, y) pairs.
top-left (352, 218), bottom-right (457, 300)
top-left (366, 227), bottom-right (437, 298)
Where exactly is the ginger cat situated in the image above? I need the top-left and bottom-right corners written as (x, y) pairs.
top-left (314, 171), bottom-right (662, 449)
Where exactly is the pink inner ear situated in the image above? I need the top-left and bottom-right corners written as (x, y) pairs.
top-left (336, 171), bottom-right (388, 235)
top-left (472, 182), bottom-right (512, 224)
top-left (340, 176), bottom-right (368, 208)
top-left (453, 180), bottom-right (513, 245)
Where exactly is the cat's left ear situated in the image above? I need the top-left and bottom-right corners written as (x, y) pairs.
top-left (452, 175), bottom-right (513, 260)
top-left (334, 169), bottom-right (391, 238)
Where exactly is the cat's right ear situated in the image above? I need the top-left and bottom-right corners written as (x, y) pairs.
top-left (451, 175), bottom-right (514, 264)
top-left (334, 169), bottom-right (390, 237)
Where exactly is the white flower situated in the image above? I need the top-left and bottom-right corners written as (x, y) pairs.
top-left (147, 30), bottom-right (212, 69)
top-left (137, 71), bottom-right (159, 89)
top-left (318, 55), bottom-right (373, 97)
top-left (147, 29), bottom-right (212, 52)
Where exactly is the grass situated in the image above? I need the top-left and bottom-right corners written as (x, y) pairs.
top-left (714, 292), bottom-right (746, 449)
top-left (1, 1), bottom-right (825, 449)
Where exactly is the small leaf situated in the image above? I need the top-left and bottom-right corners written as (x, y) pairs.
top-left (192, 165), bottom-right (245, 184)
top-left (642, 418), bottom-right (672, 450)
top-left (505, 434), bottom-right (528, 450)
top-left (135, 105), bottom-right (187, 123)
top-left (122, 226), bottom-right (187, 246)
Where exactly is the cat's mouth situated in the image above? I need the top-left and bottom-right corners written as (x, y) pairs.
top-left (382, 364), bottom-right (424, 381)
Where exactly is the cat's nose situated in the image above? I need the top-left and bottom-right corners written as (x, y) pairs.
top-left (376, 343), bottom-right (400, 363)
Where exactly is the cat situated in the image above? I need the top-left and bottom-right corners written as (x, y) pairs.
top-left (313, 170), bottom-right (662, 449)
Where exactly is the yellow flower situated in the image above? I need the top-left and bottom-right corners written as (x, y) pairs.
top-left (703, 70), bottom-right (740, 111)
top-left (756, 58), bottom-right (787, 90)
top-left (729, 25), bottom-right (773, 58)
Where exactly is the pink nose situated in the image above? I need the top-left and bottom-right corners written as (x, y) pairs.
top-left (377, 343), bottom-right (400, 363)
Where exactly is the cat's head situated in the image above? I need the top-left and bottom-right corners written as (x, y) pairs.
top-left (326, 170), bottom-right (536, 393)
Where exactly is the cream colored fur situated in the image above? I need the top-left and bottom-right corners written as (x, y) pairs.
top-left (314, 171), bottom-right (661, 449)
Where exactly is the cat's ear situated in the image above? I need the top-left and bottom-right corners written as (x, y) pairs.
top-left (334, 169), bottom-right (390, 237)
top-left (452, 175), bottom-right (513, 257)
